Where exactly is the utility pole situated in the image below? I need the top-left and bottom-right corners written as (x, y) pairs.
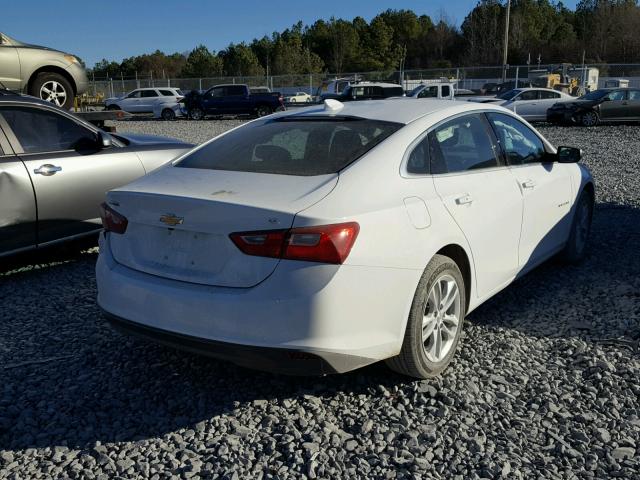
top-left (501, 0), bottom-right (511, 83)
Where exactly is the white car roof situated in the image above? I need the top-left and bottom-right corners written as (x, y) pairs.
top-left (277, 98), bottom-right (512, 125)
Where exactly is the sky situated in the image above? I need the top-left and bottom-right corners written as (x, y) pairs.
top-left (3, 0), bottom-right (579, 68)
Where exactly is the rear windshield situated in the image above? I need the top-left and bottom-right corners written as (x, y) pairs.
top-left (176, 117), bottom-right (402, 176)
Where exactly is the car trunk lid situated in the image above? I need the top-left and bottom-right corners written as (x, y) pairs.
top-left (107, 166), bottom-right (337, 287)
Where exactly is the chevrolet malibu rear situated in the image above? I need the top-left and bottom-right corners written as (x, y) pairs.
top-left (96, 107), bottom-right (413, 375)
top-left (96, 100), bottom-right (593, 377)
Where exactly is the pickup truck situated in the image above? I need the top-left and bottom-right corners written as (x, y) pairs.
top-left (408, 82), bottom-right (456, 99)
top-left (182, 84), bottom-right (284, 119)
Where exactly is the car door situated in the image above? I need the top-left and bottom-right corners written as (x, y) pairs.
top-left (535, 90), bottom-right (562, 121)
top-left (0, 105), bottom-right (146, 245)
top-left (486, 112), bottom-right (572, 269)
top-left (0, 36), bottom-right (21, 90)
top-left (628, 89), bottom-right (640, 119)
top-left (508, 90), bottom-right (539, 119)
top-left (120, 90), bottom-right (142, 112)
top-left (429, 113), bottom-right (523, 299)
top-left (0, 124), bottom-right (36, 254)
top-left (224, 85), bottom-right (250, 113)
top-left (599, 90), bottom-right (627, 120)
top-left (418, 86), bottom-right (439, 99)
top-left (139, 89), bottom-right (160, 112)
top-left (201, 86), bottom-right (226, 114)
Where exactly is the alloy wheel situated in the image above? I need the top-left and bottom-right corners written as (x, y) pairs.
top-left (582, 111), bottom-right (598, 127)
top-left (422, 274), bottom-right (462, 363)
top-left (40, 81), bottom-right (67, 107)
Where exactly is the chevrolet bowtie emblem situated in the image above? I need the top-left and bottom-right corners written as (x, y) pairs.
top-left (159, 214), bottom-right (184, 226)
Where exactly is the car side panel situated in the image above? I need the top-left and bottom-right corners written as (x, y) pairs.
top-left (0, 44), bottom-right (21, 90)
top-left (19, 149), bottom-right (146, 244)
top-left (0, 155), bottom-right (37, 255)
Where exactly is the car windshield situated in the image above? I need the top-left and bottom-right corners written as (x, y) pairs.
top-left (409, 86), bottom-right (424, 96)
top-left (497, 89), bottom-right (520, 100)
top-left (579, 90), bottom-right (608, 101)
top-left (176, 117), bottom-right (403, 176)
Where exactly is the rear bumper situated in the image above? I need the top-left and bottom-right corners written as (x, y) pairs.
top-left (96, 233), bottom-right (419, 375)
top-left (105, 311), bottom-right (366, 375)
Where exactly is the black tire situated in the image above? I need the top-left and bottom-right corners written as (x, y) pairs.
top-left (581, 110), bottom-right (599, 127)
top-left (161, 108), bottom-right (176, 121)
top-left (256, 105), bottom-right (272, 117)
top-left (189, 107), bottom-right (204, 120)
top-left (106, 104), bottom-right (121, 111)
top-left (560, 188), bottom-right (594, 264)
top-left (386, 254), bottom-right (466, 379)
top-left (30, 72), bottom-right (75, 110)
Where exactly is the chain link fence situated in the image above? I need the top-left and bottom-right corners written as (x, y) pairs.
top-left (86, 63), bottom-right (640, 101)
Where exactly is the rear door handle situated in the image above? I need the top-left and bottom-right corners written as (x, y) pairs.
top-left (34, 164), bottom-right (62, 176)
top-left (455, 194), bottom-right (473, 205)
top-left (522, 179), bottom-right (537, 189)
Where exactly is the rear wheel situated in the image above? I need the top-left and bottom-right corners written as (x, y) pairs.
top-left (386, 254), bottom-right (465, 379)
top-left (161, 108), bottom-right (176, 121)
top-left (106, 104), bottom-right (121, 111)
top-left (189, 107), bottom-right (204, 120)
top-left (256, 105), bottom-right (272, 117)
top-left (581, 111), bottom-right (599, 127)
top-left (31, 72), bottom-right (74, 110)
top-left (560, 189), bottom-right (594, 263)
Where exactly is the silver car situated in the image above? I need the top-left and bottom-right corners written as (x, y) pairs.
top-left (0, 32), bottom-right (88, 110)
top-left (0, 92), bottom-right (193, 257)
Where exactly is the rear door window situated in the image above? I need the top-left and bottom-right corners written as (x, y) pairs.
top-left (226, 86), bottom-right (246, 96)
top-left (141, 90), bottom-right (159, 98)
top-left (176, 118), bottom-right (402, 176)
top-left (159, 90), bottom-right (175, 96)
top-left (539, 90), bottom-right (560, 99)
top-left (428, 114), bottom-right (499, 174)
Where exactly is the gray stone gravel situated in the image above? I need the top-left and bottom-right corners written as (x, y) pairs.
top-left (1, 120), bottom-right (639, 479)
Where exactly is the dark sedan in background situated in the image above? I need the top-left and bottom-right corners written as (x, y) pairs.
top-left (0, 91), bottom-right (193, 257)
top-left (547, 88), bottom-right (640, 126)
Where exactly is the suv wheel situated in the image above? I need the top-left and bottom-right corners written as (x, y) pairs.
top-left (161, 108), bottom-right (176, 121)
top-left (386, 254), bottom-right (466, 379)
top-left (31, 72), bottom-right (74, 110)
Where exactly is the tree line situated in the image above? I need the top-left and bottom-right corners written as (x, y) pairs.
top-left (90, 0), bottom-right (640, 79)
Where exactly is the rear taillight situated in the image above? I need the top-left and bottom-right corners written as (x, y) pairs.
top-left (99, 202), bottom-right (128, 234)
top-left (230, 222), bottom-right (359, 264)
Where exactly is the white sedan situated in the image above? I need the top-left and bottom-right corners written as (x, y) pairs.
top-left (96, 99), bottom-right (594, 378)
top-left (286, 92), bottom-right (312, 103)
top-left (470, 88), bottom-right (575, 122)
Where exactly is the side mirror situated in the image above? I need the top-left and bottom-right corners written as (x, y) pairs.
top-left (557, 146), bottom-right (582, 163)
top-left (98, 131), bottom-right (113, 149)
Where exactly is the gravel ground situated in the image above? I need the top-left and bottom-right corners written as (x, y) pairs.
top-left (1, 120), bottom-right (639, 479)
